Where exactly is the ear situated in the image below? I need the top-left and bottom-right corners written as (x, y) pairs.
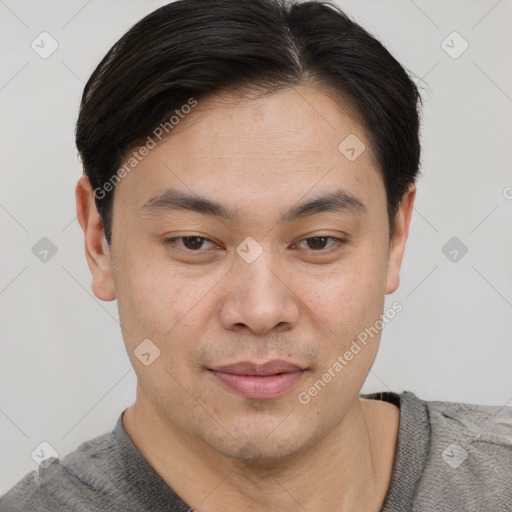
top-left (385, 184), bottom-right (416, 294)
top-left (75, 175), bottom-right (116, 301)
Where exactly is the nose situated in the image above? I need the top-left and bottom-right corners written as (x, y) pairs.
top-left (219, 249), bottom-right (300, 335)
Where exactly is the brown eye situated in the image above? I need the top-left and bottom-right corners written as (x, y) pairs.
top-left (164, 236), bottom-right (217, 251)
top-left (297, 236), bottom-right (344, 252)
top-left (306, 236), bottom-right (330, 250)
top-left (181, 236), bottom-right (206, 250)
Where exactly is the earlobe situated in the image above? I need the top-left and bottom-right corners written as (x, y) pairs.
top-left (385, 184), bottom-right (416, 295)
top-left (75, 176), bottom-right (116, 301)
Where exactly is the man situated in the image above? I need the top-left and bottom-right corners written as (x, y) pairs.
top-left (1, 0), bottom-right (511, 510)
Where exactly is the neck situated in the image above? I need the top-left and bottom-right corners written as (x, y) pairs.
top-left (122, 388), bottom-right (398, 512)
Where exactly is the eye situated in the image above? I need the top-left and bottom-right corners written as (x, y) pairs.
top-left (164, 236), bottom-right (218, 251)
top-left (163, 234), bottom-right (347, 255)
top-left (295, 236), bottom-right (346, 252)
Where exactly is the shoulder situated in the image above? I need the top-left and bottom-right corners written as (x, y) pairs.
top-left (0, 430), bottom-right (120, 512)
top-left (426, 396), bottom-right (512, 464)
top-left (416, 395), bottom-right (512, 508)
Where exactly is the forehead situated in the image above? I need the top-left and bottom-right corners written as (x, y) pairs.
top-left (114, 85), bottom-right (383, 216)
top-left (166, 86), bottom-right (371, 166)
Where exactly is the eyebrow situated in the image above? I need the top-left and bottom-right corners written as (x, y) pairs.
top-left (140, 187), bottom-right (365, 223)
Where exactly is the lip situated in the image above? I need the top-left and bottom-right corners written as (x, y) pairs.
top-left (211, 360), bottom-right (305, 376)
top-left (208, 360), bottom-right (306, 399)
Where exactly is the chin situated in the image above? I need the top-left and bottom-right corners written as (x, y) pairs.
top-left (202, 418), bottom-right (316, 469)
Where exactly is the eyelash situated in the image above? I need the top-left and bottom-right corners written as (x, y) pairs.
top-left (163, 235), bottom-right (347, 254)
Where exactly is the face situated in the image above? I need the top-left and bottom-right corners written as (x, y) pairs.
top-left (78, 85), bottom-right (414, 463)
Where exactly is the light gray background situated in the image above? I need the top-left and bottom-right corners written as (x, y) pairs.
top-left (1, 0), bottom-right (511, 495)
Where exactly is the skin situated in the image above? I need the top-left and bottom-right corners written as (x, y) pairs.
top-left (76, 84), bottom-right (415, 511)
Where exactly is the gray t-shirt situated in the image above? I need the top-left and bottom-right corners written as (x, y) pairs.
top-left (1, 390), bottom-right (511, 511)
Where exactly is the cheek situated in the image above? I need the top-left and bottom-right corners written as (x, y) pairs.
top-left (114, 261), bottom-right (205, 401)
top-left (311, 264), bottom-right (388, 384)
top-left (114, 254), bottom-right (226, 380)
top-left (306, 251), bottom-right (387, 327)
top-left (112, 250), bottom-right (191, 346)
top-left (299, 265), bottom-right (386, 400)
